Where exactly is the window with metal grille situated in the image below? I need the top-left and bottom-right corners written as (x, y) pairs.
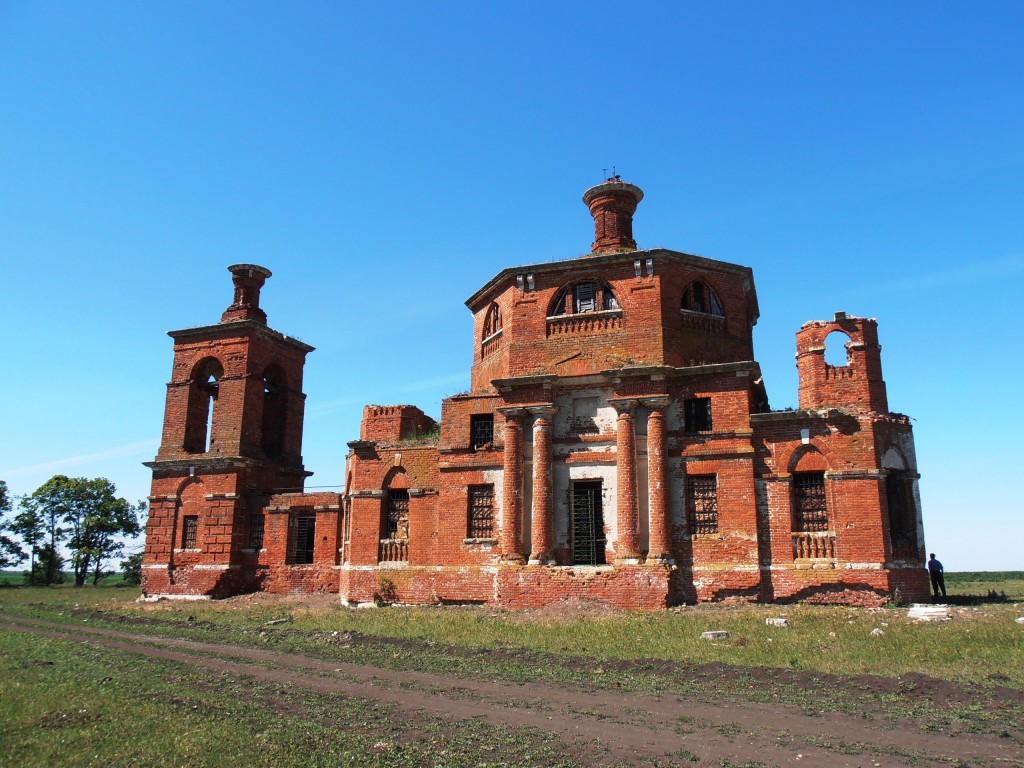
top-left (470, 414), bottom-right (494, 450)
top-left (686, 475), bottom-right (718, 535)
top-left (287, 513), bottom-right (316, 564)
top-left (181, 515), bottom-right (198, 549)
top-left (467, 485), bottom-right (494, 538)
top-left (792, 472), bottom-right (829, 532)
top-left (384, 490), bottom-right (409, 539)
top-left (683, 397), bottom-right (713, 433)
top-left (248, 512), bottom-right (265, 550)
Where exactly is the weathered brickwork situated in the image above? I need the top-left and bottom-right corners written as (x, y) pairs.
top-left (143, 179), bottom-right (930, 606)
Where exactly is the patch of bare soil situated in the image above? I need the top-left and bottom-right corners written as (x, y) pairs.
top-left (3, 613), bottom-right (1022, 768)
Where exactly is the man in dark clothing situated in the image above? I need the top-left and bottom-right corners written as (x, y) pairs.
top-left (927, 553), bottom-right (946, 599)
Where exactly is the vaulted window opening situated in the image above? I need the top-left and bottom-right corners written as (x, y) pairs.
top-left (261, 364), bottom-right (288, 458)
top-left (792, 472), bottom-right (829, 532)
top-left (682, 280), bottom-right (724, 316)
top-left (483, 303), bottom-right (502, 338)
top-left (549, 281), bottom-right (620, 316)
top-left (184, 358), bottom-right (224, 454)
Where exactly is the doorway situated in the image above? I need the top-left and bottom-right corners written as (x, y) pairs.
top-left (571, 481), bottom-right (606, 565)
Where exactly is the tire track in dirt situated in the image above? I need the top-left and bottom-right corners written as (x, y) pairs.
top-left (2, 614), bottom-right (1021, 768)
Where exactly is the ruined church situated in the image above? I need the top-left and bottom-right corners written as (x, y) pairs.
top-left (142, 178), bottom-right (929, 607)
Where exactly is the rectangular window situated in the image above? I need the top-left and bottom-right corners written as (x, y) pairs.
top-left (287, 512), bottom-right (316, 564)
top-left (467, 485), bottom-right (494, 539)
top-left (181, 515), bottom-right (198, 549)
top-left (248, 512), bottom-right (265, 550)
top-left (686, 475), bottom-right (718, 535)
top-left (384, 490), bottom-right (410, 539)
top-left (684, 397), bottom-right (713, 433)
top-left (792, 472), bottom-right (829, 532)
top-left (470, 414), bottom-right (494, 450)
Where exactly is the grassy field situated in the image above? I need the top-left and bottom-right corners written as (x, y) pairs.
top-left (2, 578), bottom-right (1022, 767)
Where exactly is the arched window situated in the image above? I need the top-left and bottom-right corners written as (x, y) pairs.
top-left (261, 364), bottom-right (288, 458)
top-left (549, 281), bottom-right (620, 316)
top-left (682, 280), bottom-right (724, 316)
top-left (483, 303), bottom-right (502, 338)
top-left (824, 330), bottom-right (851, 367)
top-left (184, 358), bottom-right (224, 454)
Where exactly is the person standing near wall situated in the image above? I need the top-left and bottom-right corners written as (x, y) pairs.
top-left (927, 553), bottom-right (947, 599)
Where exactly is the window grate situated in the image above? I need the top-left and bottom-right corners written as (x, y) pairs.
top-left (686, 475), bottom-right (718, 535)
top-left (248, 512), bottom-right (264, 550)
top-left (793, 472), bottom-right (829, 532)
top-left (684, 397), bottom-right (713, 433)
top-left (470, 414), bottom-right (494, 450)
top-left (181, 516), bottom-right (198, 549)
top-left (287, 513), bottom-right (316, 564)
top-left (385, 490), bottom-right (409, 539)
top-left (467, 485), bottom-right (494, 538)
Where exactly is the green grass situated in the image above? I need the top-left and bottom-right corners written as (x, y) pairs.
top-left (2, 581), bottom-right (1023, 689)
top-left (0, 629), bottom-right (583, 768)
top-left (946, 571), bottom-right (1024, 600)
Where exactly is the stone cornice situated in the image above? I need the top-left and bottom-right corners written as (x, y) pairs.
top-left (168, 319), bottom-right (315, 354)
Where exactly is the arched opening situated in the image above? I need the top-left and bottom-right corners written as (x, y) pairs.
top-left (261, 364), bottom-right (288, 458)
top-left (380, 469), bottom-right (410, 562)
top-left (824, 330), bottom-right (851, 367)
top-left (882, 448), bottom-right (919, 560)
top-left (682, 280), bottom-right (724, 316)
top-left (184, 358), bottom-right (224, 454)
top-left (549, 281), bottom-right (620, 316)
top-left (483, 303), bottom-right (502, 338)
top-left (790, 448), bottom-right (835, 560)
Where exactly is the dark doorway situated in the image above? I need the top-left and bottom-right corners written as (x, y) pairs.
top-left (572, 481), bottom-right (606, 565)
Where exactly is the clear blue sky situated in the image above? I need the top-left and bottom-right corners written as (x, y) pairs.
top-left (2, 2), bottom-right (1021, 570)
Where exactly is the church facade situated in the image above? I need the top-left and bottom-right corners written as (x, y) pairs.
top-left (142, 178), bottom-right (929, 607)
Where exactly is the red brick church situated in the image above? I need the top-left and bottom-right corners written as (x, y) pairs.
top-left (142, 178), bottom-right (929, 607)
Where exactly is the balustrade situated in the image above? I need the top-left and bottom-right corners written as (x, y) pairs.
top-left (792, 531), bottom-right (835, 560)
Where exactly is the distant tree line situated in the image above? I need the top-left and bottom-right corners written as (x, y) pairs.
top-left (0, 476), bottom-right (145, 586)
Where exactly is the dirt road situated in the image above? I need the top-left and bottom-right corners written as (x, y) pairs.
top-left (2, 614), bottom-right (1020, 767)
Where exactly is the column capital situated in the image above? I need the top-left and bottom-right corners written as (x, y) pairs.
top-left (497, 407), bottom-right (529, 422)
top-left (641, 396), bottom-right (671, 412)
top-left (608, 397), bottom-right (638, 415)
top-left (527, 404), bottom-right (558, 420)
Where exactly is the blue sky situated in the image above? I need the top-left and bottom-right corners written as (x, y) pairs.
top-left (1, 2), bottom-right (1021, 570)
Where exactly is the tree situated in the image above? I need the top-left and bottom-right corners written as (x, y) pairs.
top-left (13, 476), bottom-right (66, 584)
top-left (31, 543), bottom-right (64, 585)
top-left (0, 480), bottom-right (25, 569)
top-left (16, 475), bottom-right (144, 587)
top-left (121, 550), bottom-right (143, 586)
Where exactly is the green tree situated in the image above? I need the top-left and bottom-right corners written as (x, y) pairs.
top-left (121, 550), bottom-right (143, 586)
top-left (12, 482), bottom-right (56, 584)
top-left (0, 480), bottom-right (26, 569)
top-left (31, 543), bottom-right (64, 585)
top-left (16, 475), bottom-right (144, 587)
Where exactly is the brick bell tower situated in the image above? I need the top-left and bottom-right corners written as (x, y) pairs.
top-left (142, 264), bottom-right (315, 597)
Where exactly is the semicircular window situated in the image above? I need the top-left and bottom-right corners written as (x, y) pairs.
top-left (550, 282), bottom-right (620, 316)
top-left (682, 280), bottom-right (724, 316)
top-left (483, 303), bottom-right (502, 338)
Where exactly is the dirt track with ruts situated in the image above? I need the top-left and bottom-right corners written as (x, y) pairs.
top-left (2, 613), bottom-right (1021, 767)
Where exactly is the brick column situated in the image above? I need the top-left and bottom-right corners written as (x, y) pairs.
top-left (499, 409), bottom-right (526, 563)
top-left (528, 406), bottom-right (557, 565)
top-left (613, 399), bottom-right (641, 564)
top-left (644, 397), bottom-right (672, 563)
